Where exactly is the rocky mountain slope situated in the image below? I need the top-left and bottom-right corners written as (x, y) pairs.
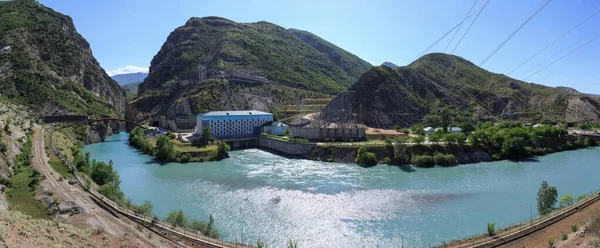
top-left (0, 0), bottom-right (126, 116)
top-left (381, 62), bottom-right (398, 68)
top-left (111, 72), bottom-right (148, 85)
top-left (324, 53), bottom-right (600, 127)
top-left (130, 16), bottom-right (371, 124)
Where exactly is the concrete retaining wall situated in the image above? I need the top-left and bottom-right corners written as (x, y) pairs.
top-left (258, 136), bottom-right (315, 156)
top-left (290, 127), bottom-right (365, 141)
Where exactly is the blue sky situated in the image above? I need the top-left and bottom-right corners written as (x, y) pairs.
top-left (39, 0), bottom-right (600, 94)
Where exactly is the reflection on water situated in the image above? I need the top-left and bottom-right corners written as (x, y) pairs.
top-left (85, 133), bottom-right (600, 247)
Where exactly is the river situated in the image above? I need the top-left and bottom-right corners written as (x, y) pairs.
top-left (84, 132), bottom-right (600, 247)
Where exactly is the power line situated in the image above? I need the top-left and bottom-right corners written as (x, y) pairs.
top-left (479, 0), bottom-right (553, 66)
top-left (451, 0), bottom-right (489, 54)
top-left (444, 0), bottom-right (478, 53)
top-left (524, 32), bottom-right (600, 81)
top-left (516, 34), bottom-right (591, 78)
top-left (411, 1), bottom-right (494, 61)
top-left (507, 8), bottom-right (600, 75)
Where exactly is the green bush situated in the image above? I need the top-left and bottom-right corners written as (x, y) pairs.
top-left (487, 222), bottom-right (495, 236)
top-left (165, 209), bottom-right (220, 239)
top-left (384, 157), bottom-right (391, 164)
top-left (165, 130), bottom-right (176, 140)
top-left (412, 155), bottom-right (434, 168)
top-left (355, 146), bottom-right (377, 166)
top-left (180, 153), bottom-right (192, 163)
top-left (213, 142), bottom-right (230, 161)
top-left (393, 141), bottom-right (411, 165)
top-left (433, 153), bottom-right (458, 166)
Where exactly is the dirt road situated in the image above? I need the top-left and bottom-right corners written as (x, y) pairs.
top-left (32, 128), bottom-right (175, 247)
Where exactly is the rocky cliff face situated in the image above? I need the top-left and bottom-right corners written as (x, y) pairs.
top-left (325, 53), bottom-right (600, 127)
top-left (0, 0), bottom-right (126, 117)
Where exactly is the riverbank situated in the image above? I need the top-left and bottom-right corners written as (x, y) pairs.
top-left (84, 133), bottom-right (600, 247)
top-left (307, 133), bottom-right (597, 167)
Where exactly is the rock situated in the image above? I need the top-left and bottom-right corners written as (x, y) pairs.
top-left (58, 201), bottom-right (85, 215)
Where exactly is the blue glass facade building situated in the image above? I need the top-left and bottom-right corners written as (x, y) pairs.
top-left (195, 111), bottom-right (273, 138)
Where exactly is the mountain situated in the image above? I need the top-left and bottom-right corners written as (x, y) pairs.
top-left (0, 0), bottom-right (126, 116)
top-left (382, 62), bottom-right (398, 68)
top-left (130, 16), bottom-right (371, 125)
top-left (111, 72), bottom-right (148, 85)
top-left (324, 53), bottom-right (600, 127)
top-left (122, 82), bottom-right (140, 94)
top-left (287, 29), bottom-right (372, 79)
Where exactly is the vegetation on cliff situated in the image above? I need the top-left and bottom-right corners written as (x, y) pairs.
top-left (324, 53), bottom-right (600, 127)
top-left (0, 0), bottom-right (126, 116)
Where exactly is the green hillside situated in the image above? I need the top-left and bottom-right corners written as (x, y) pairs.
top-left (131, 16), bottom-right (371, 121)
top-left (0, 0), bottom-right (126, 116)
top-left (324, 53), bottom-right (600, 127)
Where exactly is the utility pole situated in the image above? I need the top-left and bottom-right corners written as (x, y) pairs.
top-left (530, 205), bottom-right (533, 226)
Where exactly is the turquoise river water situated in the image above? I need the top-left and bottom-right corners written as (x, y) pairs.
top-left (84, 132), bottom-right (600, 247)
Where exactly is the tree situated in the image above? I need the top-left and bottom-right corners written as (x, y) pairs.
top-left (200, 126), bottom-right (213, 147)
top-left (429, 129), bottom-right (444, 143)
top-left (422, 114), bottom-right (442, 128)
top-left (537, 181), bottom-right (558, 215)
top-left (138, 200), bottom-right (153, 216)
top-left (355, 146), bottom-right (377, 166)
top-left (559, 194), bottom-right (574, 208)
top-left (412, 135), bottom-right (425, 144)
top-left (204, 214), bottom-right (214, 237)
top-left (411, 124), bottom-right (426, 136)
top-left (487, 222), bottom-right (495, 236)
top-left (441, 133), bottom-right (455, 144)
top-left (287, 240), bottom-right (298, 248)
top-left (393, 141), bottom-right (411, 165)
top-left (165, 130), bottom-right (176, 140)
top-left (214, 142), bottom-right (230, 160)
top-left (271, 109), bottom-right (280, 121)
top-left (165, 209), bottom-right (187, 227)
top-left (458, 122), bottom-right (476, 134)
top-left (155, 136), bottom-right (180, 161)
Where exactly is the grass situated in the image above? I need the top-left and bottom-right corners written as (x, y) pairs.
top-left (49, 157), bottom-right (70, 178)
top-left (148, 137), bottom-right (218, 154)
top-left (170, 139), bottom-right (218, 153)
top-left (5, 166), bottom-right (51, 219)
top-left (45, 128), bottom-right (71, 177)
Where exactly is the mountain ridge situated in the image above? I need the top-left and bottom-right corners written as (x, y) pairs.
top-left (129, 16), bottom-right (371, 126)
top-left (0, 0), bottom-right (126, 116)
top-left (324, 53), bottom-right (600, 127)
top-left (111, 72), bottom-right (148, 85)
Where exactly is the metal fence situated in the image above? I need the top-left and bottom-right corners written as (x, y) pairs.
top-left (446, 188), bottom-right (600, 248)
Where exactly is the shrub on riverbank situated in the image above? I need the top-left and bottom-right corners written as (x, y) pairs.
top-left (165, 209), bottom-right (220, 239)
top-left (433, 153), bottom-right (458, 166)
top-left (355, 146), bottom-right (377, 166)
top-left (467, 122), bottom-right (580, 160)
top-left (412, 155), bottom-right (434, 167)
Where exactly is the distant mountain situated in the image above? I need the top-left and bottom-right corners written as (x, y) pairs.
top-left (130, 16), bottom-right (371, 122)
top-left (121, 82), bottom-right (140, 94)
top-left (0, 0), bottom-right (126, 116)
top-left (324, 53), bottom-right (600, 127)
top-left (382, 62), bottom-right (398, 68)
top-left (111, 72), bottom-right (148, 85)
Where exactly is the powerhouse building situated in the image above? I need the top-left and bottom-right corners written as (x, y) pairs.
top-left (195, 111), bottom-right (273, 138)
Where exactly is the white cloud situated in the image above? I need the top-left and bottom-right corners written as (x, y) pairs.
top-left (107, 65), bottom-right (149, 76)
